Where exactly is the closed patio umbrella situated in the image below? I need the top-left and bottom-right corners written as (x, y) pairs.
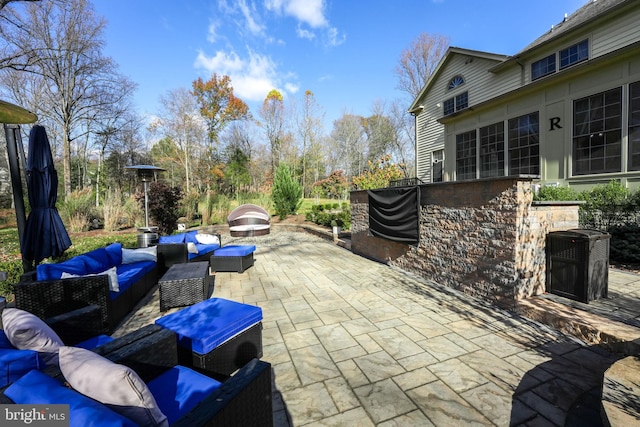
top-left (20, 125), bottom-right (71, 271)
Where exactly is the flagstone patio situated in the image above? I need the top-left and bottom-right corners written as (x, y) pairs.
top-left (115, 228), bottom-right (639, 426)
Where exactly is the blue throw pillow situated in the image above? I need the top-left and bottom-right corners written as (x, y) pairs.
top-left (36, 257), bottom-right (88, 281)
top-left (5, 370), bottom-right (137, 427)
top-left (158, 234), bottom-right (185, 244)
top-left (105, 243), bottom-right (123, 266)
top-left (81, 248), bottom-right (111, 274)
top-left (184, 231), bottom-right (199, 244)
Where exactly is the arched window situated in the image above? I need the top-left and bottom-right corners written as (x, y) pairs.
top-left (448, 75), bottom-right (465, 90)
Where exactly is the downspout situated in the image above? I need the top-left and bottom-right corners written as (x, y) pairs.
top-left (515, 56), bottom-right (525, 87)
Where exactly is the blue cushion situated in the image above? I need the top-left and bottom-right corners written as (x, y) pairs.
top-left (0, 330), bottom-right (13, 349)
top-left (111, 261), bottom-right (155, 300)
top-left (36, 257), bottom-right (88, 281)
top-left (155, 298), bottom-right (262, 354)
top-left (184, 231), bottom-right (199, 244)
top-left (104, 243), bottom-right (123, 266)
top-left (5, 370), bottom-right (137, 427)
top-left (187, 244), bottom-right (219, 260)
top-left (0, 333), bottom-right (41, 387)
top-left (75, 334), bottom-right (114, 350)
top-left (213, 245), bottom-right (256, 257)
top-left (147, 365), bottom-right (221, 425)
top-left (79, 248), bottom-right (111, 274)
top-left (159, 233), bottom-right (185, 244)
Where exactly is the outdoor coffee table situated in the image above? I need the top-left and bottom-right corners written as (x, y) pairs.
top-left (155, 298), bottom-right (263, 377)
top-left (158, 261), bottom-right (213, 312)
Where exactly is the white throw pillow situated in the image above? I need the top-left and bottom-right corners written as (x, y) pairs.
top-left (59, 346), bottom-right (168, 427)
top-left (61, 266), bottom-right (120, 292)
top-left (2, 308), bottom-right (64, 366)
top-left (121, 246), bottom-right (157, 264)
top-left (186, 242), bottom-right (199, 254)
top-left (195, 233), bottom-right (220, 245)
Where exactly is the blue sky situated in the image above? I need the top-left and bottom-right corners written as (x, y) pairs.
top-left (93, 0), bottom-right (587, 129)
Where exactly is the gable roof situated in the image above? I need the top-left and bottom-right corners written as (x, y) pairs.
top-left (408, 47), bottom-right (508, 113)
top-left (409, 0), bottom-right (635, 112)
top-left (491, 0), bottom-right (631, 72)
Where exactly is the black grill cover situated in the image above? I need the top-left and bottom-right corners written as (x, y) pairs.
top-left (368, 186), bottom-right (420, 245)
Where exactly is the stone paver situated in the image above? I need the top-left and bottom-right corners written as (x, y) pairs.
top-left (115, 230), bottom-right (628, 426)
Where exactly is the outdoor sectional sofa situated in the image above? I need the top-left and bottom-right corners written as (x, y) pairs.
top-left (0, 324), bottom-right (274, 427)
top-left (14, 242), bottom-right (158, 333)
top-left (157, 230), bottom-right (221, 271)
top-left (0, 304), bottom-right (109, 388)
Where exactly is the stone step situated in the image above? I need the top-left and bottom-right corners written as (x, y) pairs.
top-left (601, 356), bottom-right (640, 426)
top-left (517, 297), bottom-right (640, 355)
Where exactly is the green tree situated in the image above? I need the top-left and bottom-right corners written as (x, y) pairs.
top-left (271, 163), bottom-right (302, 219)
top-left (352, 154), bottom-right (404, 190)
top-left (224, 147), bottom-right (251, 200)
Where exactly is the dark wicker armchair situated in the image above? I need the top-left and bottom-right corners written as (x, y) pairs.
top-left (157, 233), bottom-right (222, 273)
top-left (14, 265), bottom-right (158, 334)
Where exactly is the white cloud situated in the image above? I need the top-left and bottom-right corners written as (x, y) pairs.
top-left (238, 0), bottom-right (265, 35)
top-left (284, 82), bottom-right (299, 94)
top-left (296, 26), bottom-right (315, 40)
top-left (326, 27), bottom-right (346, 47)
top-left (283, 0), bottom-right (327, 28)
top-left (207, 21), bottom-right (218, 43)
top-left (194, 48), bottom-right (299, 101)
top-left (265, 0), bottom-right (327, 28)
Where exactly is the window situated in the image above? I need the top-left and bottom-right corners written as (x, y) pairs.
top-left (573, 87), bottom-right (622, 175)
top-left (448, 75), bottom-right (465, 90)
top-left (508, 112), bottom-right (540, 175)
top-left (456, 130), bottom-right (476, 180)
top-left (560, 39), bottom-right (588, 69)
top-left (432, 149), bottom-right (444, 182)
top-left (443, 98), bottom-right (455, 116)
top-left (443, 91), bottom-right (469, 116)
top-left (629, 82), bottom-right (640, 171)
top-left (532, 54), bottom-right (556, 80)
top-left (480, 122), bottom-right (505, 178)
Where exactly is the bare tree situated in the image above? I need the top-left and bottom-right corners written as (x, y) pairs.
top-left (0, 0), bottom-right (38, 11)
top-left (362, 100), bottom-right (397, 164)
top-left (259, 89), bottom-right (286, 174)
top-left (329, 112), bottom-right (366, 180)
top-left (294, 90), bottom-right (325, 196)
top-left (151, 87), bottom-right (205, 193)
top-left (389, 99), bottom-right (415, 177)
top-left (0, 0), bottom-right (134, 195)
top-left (395, 33), bottom-right (450, 100)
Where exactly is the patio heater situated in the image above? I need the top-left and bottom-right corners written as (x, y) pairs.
top-left (126, 165), bottom-right (165, 247)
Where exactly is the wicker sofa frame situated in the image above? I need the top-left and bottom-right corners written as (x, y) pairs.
top-left (157, 233), bottom-right (222, 273)
top-left (0, 324), bottom-right (274, 427)
top-left (14, 265), bottom-right (158, 334)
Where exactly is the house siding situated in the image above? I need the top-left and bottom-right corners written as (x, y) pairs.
top-left (591, 7), bottom-right (640, 58)
top-left (415, 0), bottom-right (640, 191)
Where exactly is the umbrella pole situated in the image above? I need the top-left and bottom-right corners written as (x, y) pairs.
top-left (4, 124), bottom-right (31, 272)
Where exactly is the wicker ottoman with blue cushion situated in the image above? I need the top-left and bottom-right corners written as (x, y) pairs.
top-left (210, 245), bottom-right (256, 273)
top-left (155, 298), bottom-right (263, 377)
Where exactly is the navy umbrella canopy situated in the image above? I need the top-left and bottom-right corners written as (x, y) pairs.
top-left (20, 125), bottom-right (71, 270)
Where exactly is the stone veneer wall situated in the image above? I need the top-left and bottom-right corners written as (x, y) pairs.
top-left (350, 177), bottom-right (580, 308)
